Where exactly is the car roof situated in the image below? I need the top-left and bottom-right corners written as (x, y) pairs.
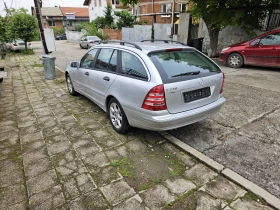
top-left (97, 41), bottom-right (194, 54)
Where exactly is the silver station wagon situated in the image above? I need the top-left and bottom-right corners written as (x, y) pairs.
top-left (65, 40), bottom-right (226, 133)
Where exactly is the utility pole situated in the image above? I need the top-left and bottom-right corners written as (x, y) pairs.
top-left (33, 0), bottom-right (49, 54)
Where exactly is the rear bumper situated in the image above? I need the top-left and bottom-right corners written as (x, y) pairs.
top-left (125, 97), bottom-right (226, 131)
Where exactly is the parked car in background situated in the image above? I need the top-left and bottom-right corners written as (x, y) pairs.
top-left (220, 28), bottom-right (280, 68)
top-left (66, 40), bottom-right (226, 133)
top-left (80, 36), bottom-right (101, 49)
top-left (55, 33), bottom-right (67, 40)
top-left (7, 39), bottom-right (32, 52)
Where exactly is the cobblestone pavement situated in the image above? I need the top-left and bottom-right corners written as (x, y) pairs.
top-left (0, 54), bottom-right (275, 209)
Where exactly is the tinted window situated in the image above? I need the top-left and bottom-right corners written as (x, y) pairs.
top-left (80, 49), bottom-right (98, 68)
top-left (95, 48), bottom-right (114, 70)
top-left (260, 33), bottom-right (280, 45)
top-left (121, 51), bottom-right (148, 80)
top-left (149, 51), bottom-right (220, 79)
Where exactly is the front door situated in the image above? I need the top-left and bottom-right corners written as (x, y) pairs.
top-left (87, 48), bottom-right (118, 109)
top-left (77, 48), bottom-right (99, 95)
top-left (245, 32), bottom-right (280, 67)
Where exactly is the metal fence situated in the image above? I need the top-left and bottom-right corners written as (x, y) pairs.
top-left (262, 10), bottom-right (280, 31)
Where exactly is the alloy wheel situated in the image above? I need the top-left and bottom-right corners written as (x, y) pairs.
top-left (110, 102), bottom-right (122, 129)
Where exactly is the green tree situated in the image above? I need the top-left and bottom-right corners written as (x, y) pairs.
top-left (0, 17), bottom-right (9, 43)
top-left (188, 0), bottom-right (280, 57)
top-left (93, 16), bottom-right (106, 29)
top-left (82, 21), bottom-right (108, 40)
top-left (104, 3), bottom-right (114, 28)
top-left (6, 8), bottom-right (39, 50)
top-left (119, 0), bottom-right (138, 6)
top-left (114, 10), bottom-right (135, 29)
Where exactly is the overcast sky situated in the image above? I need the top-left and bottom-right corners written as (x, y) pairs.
top-left (0, 0), bottom-right (87, 16)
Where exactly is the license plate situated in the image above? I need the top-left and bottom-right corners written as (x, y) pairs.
top-left (183, 87), bottom-right (211, 103)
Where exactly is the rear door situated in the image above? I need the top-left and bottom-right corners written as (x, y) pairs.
top-left (149, 50), bottom-right (223, 114)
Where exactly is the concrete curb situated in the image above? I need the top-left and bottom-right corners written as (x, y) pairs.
top-left (159, 131), bottom-right (280, 210)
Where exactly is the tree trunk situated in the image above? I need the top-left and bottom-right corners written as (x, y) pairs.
top-left (207, 27), bottom-right (220, 57)
top-left (24, 41), bottom-right (27, 50)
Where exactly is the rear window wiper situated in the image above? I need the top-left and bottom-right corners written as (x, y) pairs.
top-left (172, 71), bottom-right (200, 78)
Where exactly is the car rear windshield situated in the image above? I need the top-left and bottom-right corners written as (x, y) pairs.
top-left (88, 36), bottom-right (100, 40)
top-left (149, 50), bottom-right (221, 81)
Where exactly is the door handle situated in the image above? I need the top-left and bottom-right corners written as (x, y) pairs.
top-left (85, 72), bottom-right (89, 76)
top-left (103, 76), bottom-right (110, 81)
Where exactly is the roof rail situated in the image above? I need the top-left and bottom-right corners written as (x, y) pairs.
top-left (141, 40), bottom-right (188, 46)
top-left (101, 40), bottom-right (142, 50)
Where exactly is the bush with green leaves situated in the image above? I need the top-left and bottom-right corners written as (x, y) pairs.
top-left (52, 27), bottom-right (65, 36)
top-left (6, 8), bottom-right (39, 50)
top-left (114, 10), bottom-right (135, 29)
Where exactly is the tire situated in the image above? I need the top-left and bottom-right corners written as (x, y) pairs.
top-left (80, 44), bottom-right (83, 49)
top-left (66, 74), bottom-right (77, 96)
top-left (0, 78), bottom-right (3, 83)
top-left (87, 44), bottom-right (90, 49)
top-left (108, 98), bottom-right (129, 134)
top-left (227, 53), bottom-right (244, 68)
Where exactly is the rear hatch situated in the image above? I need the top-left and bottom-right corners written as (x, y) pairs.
top-left (149, 49), bottom-right (223, 114)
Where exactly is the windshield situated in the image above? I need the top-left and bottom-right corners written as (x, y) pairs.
top-left (149, 50), bottom-right (220, 79)
top-left (88, 36), bottom-right (100, 40)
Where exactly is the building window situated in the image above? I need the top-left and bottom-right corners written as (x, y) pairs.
top-left (99, 0), bottom-right (101, 6)
top-left (94, 0), bottom-right (97, 7)
top-left (177, 4), bottom-right (187, 12)
top-left (111, 0), bottom-right (119, 5)
top-left (162, 4), bottom-right (171, 13)
top-left (48, 20), bottom-right (55, 26)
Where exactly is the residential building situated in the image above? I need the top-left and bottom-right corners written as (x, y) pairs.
top-left (83, 0), bottom-right (129, 22)
top-left (135, 0), bottom-right (188, 24)
top-left (31, 6), bottom-right (89, 29)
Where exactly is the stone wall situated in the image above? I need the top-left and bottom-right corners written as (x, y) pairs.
top-left (65, 31), bottom-right (84, 41)
top-left (198, 20), bottom-right (263, 53)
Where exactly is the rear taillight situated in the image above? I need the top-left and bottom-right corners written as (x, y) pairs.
top-left (13, 44), bottom-right (17, 46)
top-left (90, 41), bottom-right (94, 44)
top-left (28, 43), bottom-right (31, 46)
top-left (142, 85), bottom-right (167, 111)
top-left (220, 73), bottom-right (225, 94)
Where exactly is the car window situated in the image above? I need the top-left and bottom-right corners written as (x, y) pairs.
top-left (107, 50), bottom-right (118, 72)
top-left (95, 48), bottom-right (114, 70)
top-left (121, 51), bottom-right (148, 80)
top-left (149, 50), bottom-right (220, 79)
top-left (260, 33), bottom-right (280, 45)
top-left (250, 39), bottom-right (260, 46)
top-left (80, 48), bottom-right (98, 69)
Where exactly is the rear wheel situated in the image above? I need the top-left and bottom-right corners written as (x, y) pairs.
top-left (80, 44), bottom-right (83, 49)
top-left (66, 74), bottom-right (77, 96)
top-left (108, 98), bottom-right (129, 134)
top-left (227, 53), bottom-right (244, 68)
top-left (0, 78), bottom-right (3, 83)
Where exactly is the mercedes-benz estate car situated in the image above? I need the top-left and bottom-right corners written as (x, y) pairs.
top-left (65, 40), bottom-right (226, 133)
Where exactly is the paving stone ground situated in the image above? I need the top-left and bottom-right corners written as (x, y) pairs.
top-left (0, 54), bottom-right (275, 209)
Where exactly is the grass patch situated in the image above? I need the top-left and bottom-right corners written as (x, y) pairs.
top-left (21, 49), bottom-right (35, 55)
top-left (139, 178), bottom-right (162, 191)
top-left (243, 191), bottom-right (266, 204)
top-left (110, 158), bottom-right (134, 178)
top-left (53, 78), bottom-right (66, 85)
top-left (163, 153), bottom-right (186, 177)
top-left (33, 63), bottom-right (43, 68)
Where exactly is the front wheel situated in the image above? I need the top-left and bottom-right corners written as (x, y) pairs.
top-left (80, 44), bottom-right (83, 49)
top-left (108, 98), bottom-right (129, 134)
top-left (227, 53), bottom-right (244, 68)
top-left (66, 74), bottom-right (77, 96)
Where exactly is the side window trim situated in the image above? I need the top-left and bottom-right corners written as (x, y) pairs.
top-left (119, 49), bottom-right (150, 81)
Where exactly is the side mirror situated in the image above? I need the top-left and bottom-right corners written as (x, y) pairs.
top-left (71, 62), bottom-right (79, 68)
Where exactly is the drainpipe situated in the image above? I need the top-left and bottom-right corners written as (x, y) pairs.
top-left (170, 0), bottom-right (175, 41)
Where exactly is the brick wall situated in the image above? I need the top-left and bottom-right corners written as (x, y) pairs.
top-left (104, 29), bottom-right (122, 40)
top-left (139, 0), bottom-right (180, 25)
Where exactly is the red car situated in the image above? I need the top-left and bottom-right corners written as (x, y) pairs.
top-left (219, 28), bottom-right (280, 68)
